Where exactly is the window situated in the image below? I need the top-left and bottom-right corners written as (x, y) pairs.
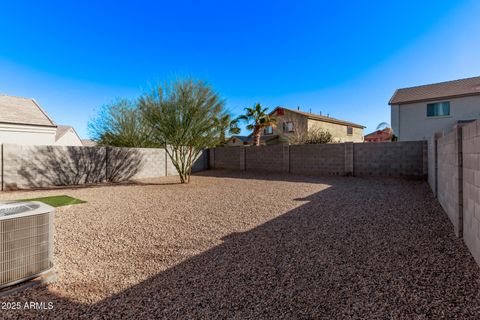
top-left (347, 126), bottom-right (353, 135)
top-left (427, 102), bottom-right (450, 117)
top-left (264, 126), bottom-right (273, 135)
top-left (283, 121), bottom-right (294, 132)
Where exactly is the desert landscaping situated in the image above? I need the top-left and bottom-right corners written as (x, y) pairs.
top-left (1, 171), bottom-right (480, 319)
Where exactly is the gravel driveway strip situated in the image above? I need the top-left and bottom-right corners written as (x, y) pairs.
top-left (1, 170), bottom-right (480, 319)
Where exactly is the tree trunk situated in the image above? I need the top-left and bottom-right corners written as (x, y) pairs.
top-left (254, 130), bottom-right (261, 146)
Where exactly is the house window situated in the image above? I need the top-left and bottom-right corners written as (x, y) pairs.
top-left (347, 126), bottom-right (353, 136)
top-left (427, 102), bottom-right (450, 117)
top-left (264, 126), bottom-right (273, 135)
top-left (283, 121), bottom-right (294, 132)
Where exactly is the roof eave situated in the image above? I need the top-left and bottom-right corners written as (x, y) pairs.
top-left (389, 92), bottom-right (480, 106)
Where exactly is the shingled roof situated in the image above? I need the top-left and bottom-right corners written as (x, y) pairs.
top-left (389, 76), bottom-right (480, 105)
top-left (272, 107), bottom-right (365, 129)
top-left (0, 94), bottom-right (56, 126)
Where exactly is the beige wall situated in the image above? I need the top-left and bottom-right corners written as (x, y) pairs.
top-left (269, 110), bottom-right (308, 142)
top-left (55, 128), bottom-right (83, 146)
top-left (307, 119), bottom-right (363, 142)
top-left (393, 95), bottom-right (480, 141)
top-left (270, 109), bottom-right (363, 143)
top-left (0, 123), bottom-right (56, 145)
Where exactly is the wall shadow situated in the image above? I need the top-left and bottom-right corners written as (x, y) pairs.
top-left (105, 147), bottom-right (144, 182)
top-left (8, 146), bottom-right (144, 190)
top-left (2, 175), bottom-right (480, 319)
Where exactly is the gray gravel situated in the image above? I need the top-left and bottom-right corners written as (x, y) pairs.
top-left (1, 170), bottom-right (480, 319)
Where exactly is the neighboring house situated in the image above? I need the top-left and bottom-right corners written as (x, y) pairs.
top-left (264, 107), bottom-right (365, 143)
top-left (225, 136), bottom-right (250, 146)
top-left (225, 135), bottom-right (279, 146)
top-left (389, 76), bottom-right (480, 141)
top-left (0, 94), bottom-right (83, 146)
top-left (55, 125), bottom-right (83, 146)
top-left (364, 128), bottom-right (392, 142)
top-left (81, 139), bottom-right (97, 147)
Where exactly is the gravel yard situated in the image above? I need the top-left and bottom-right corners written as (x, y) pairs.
top-left (1, 170), bottom-right (480, 319)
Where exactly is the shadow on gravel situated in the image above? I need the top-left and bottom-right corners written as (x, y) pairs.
top-left (3, 172), bottom-right (480, 319)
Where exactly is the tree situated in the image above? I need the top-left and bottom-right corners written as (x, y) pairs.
top-left (88, 99), bottom-right (156, 147)
top-left (215, 112), bottom-right (240, 144)
top-left (237, 103), bottom-right (276, 146)
top-left (289, 128), bottom-right (334, 144)
top-left (139, 79), bottom-right (225, 183)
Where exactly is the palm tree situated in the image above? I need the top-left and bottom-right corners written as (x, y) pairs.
top-left (216, 113), bottom-right (240, 144)
top-left (237, 103), bottom-right (276, 146)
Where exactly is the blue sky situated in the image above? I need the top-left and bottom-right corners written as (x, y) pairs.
top-left (0, 1), bottom-right (479, 138)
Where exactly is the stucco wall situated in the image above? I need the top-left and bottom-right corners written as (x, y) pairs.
top-left (307, 119), bottom-right (364, 142)
top-left (0, 123), bottom-right (56, 145)
top-left (393, 95), bottom-right (480, 141)
top-left (55, 129), bottom-right (83, 146)
top-left (270, 109), bottom-right (363, 143)
top-left (268, 109), bottom-right (308, 143)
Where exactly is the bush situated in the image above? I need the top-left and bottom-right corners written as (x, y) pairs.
top-left (289, 128), bottom-right (334, 144)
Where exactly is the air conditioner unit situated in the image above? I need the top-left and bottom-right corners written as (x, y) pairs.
top-left (0, 201), bottom-right (54, 289)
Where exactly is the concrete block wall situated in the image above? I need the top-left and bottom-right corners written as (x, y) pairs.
top-left (427, 136), bottom-right (437, 195)
top-left (354, 141), bottom-right (427, 177)
top-left (212, 147), bottom-right (242, 170)
top-left (429, 120), bottom-right (480, 267)
top-left (2, 144), bottom-right (107, 190)
top-left (208, 141), bottom-right (427, 178)
top-left (460, 120), bottom-right (480, 265)
top-left (245, 145), bottom-right (285, 172)
top-left (290, 144), bottom-right (346, 175)
top-left (106, 147), bottom-right (165, 182)
top-left (436, 128), bottom-right (463, 237)
top-left (0, 144), bottom-right (211, 190)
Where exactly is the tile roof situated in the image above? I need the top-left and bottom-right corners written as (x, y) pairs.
top-left (389, 76), bottom-right (480, 105)
top-left (273, 107), bottom-right (365, 129)
top-left (0, 94), bottom-right (56, 126)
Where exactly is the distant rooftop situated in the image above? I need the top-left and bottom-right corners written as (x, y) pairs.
top-left (0, 94), bottom-right (56, 127)
top-left (81, 139), bottom-right (97, 147)
top-left (389, 76), bottom-right (480, 105)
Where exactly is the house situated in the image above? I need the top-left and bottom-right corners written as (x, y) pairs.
top-left (0, 94), bottom-right (83, 146)
top-left (364, 128), bottom-right (392, 142)
top-left (389, 76), bottom-right (480, 141)
top-left (55, 125), bottom-right (83, 146)
top-left (225, 135), bottom-right (279, 146)
top-left (225, 136), bottom-right (250, 146)
top-left (264, 107), bottom-right (365, 143)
